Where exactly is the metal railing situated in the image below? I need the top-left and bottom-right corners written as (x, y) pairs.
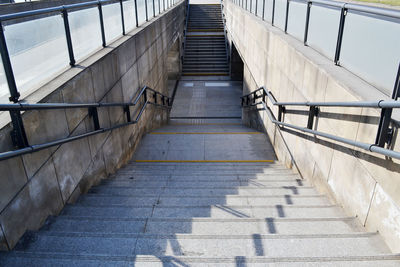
top-left (230, 0), bottom-right (400, 97)
top-left (221, 2), bottom-right (230, 65)
top-left (181, 0), bottom-right (190, 65)
top-left (0, 0), bottom-right (181, 104)
top-left (241, 81), bottom-right (400, 160)
top-left (0, 86), bottom-right (172, 161)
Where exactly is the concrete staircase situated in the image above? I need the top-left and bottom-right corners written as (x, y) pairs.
top-left (183, 4), bottom-right (229, 76)
top-left (1, 80), bottom-right (399, 265)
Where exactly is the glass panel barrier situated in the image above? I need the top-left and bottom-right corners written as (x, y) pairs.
top-left (263, 0), bottom-right (273, 22)
top-left (287, 0), bottom-right (306, 41)
top-left (251, 0), bottom-right (256, 14)
top-left (274, 0), bottom-right (286, 30)
top-left (155, 0), bottom-right (160, 16)
top-left (256, 0), bottom-right (263, 18)
top-left (69, 7), bottom-right (103, 61)
top-left (307, 4), bottom-right (340, 60)
top-left (137, 0), bottom-right (146, 24)
top-left (103, 3), bottom-right (123, 42)
top-left (123, 0), bottom-right (137, 31)
top-left (147, 0), bottom-right (154, 20)
top-left (4, 14), bottom-right (69, 96)
top-left (340, 11), bottom-right (400, 96)
top-left (0, 57), bottom-right (10, 103)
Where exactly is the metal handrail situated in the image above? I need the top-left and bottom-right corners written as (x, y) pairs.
top-left (241, 86), bottom-right (400, 160)
top-left (182, 0), bottom-right (190, 55)
top-left (231, 0), bottom-right (400, 95)
top-left (0, 86), bottom-right (171, 161)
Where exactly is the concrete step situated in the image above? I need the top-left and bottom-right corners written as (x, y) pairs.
top-left (88, 186), bottom-right (318, 196)
top-left (78, 194), bottom-right (329, 206)
top-left (3, 253), bottom-right (400, 266)
top-left (9, 232), bottom-right (390, 258)
top-left (45, 216), bottom-right (362, 235)
top-left (102, 179), bottom-right (310, 188)
top-left (62, 204), bottom-right (343, 219)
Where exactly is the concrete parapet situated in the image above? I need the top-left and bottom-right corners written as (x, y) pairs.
top-left (0, 2), bottom-right (185, 250)
top-left (224, 0), bottom-right (400, 252)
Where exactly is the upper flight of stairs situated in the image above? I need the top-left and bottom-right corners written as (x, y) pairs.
top-left (183, 4), bottom-right (229, 76)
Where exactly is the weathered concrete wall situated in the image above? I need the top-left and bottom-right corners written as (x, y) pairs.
top-left (223, 0), bottom-right (400, 252)
top-left (0, 1), bottom-right (185, 250)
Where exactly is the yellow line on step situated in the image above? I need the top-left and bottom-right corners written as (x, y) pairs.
top-left (150, 132), bottom-right (261, 134)
top-left (135, 160), bottom-right (275, 163)
top-left (182, 73), bottom-right (229, 76)
top-left (172, 123), bottom-right (242, 126)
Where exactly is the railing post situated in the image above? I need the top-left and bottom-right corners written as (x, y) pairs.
top-left (334, 5), bottom-right (347, 65)
top-left (375, 63), bottom-right (400, 148)
top-left (158, 0), bottom-right (161, 14)
top-left (98, 1), bottom-right (107, 47)
top-left (303, 1), bottom-right (311, 45)
top-left (145, 0), bottom-right (149, 21)
top-left (250, 0), bottom-right (252, 13)
top-left (124, 106), bottom-right (131, 122)
top-left (253, 92), bottom-right (256, 104)
top-left (153, 92), bottom-right (157, 104)
top-left (262, 0), bottom-right (265, 20)
top-left (255, 0), bottom-right (258, 16)
top-left (278, 105), bottom-right (284, 122)
top-left (89, 107), bottom-right (100, 130)
top-left (284, 0), bottom-right (289, 33)
top-left (307, 106), bottom-right (318, 129)
top-left (120, 0), bottom-right (126, 35)
top-left (62, 8), bottom-right (76, 66)
top-left (153, 0), bottom-right (156, 16)
top-left (271, 0), bottom-right (275, 25)
top-left (0, 22), bottom-right (20, 103)
top-left (134, 0), bottom-right (139, 27)
top-left (163, 0), bottom-right (165, 11)
top-left (9, 110), bottom-right (29, 149)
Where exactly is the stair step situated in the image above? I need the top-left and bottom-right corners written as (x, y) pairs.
top-left (9, 232), bottom-right (390, 258)
top-left (3, 253), bottom-right (400, 266)
top-left (78, 194), bottom-right (329, 206)
top-left (45, 217), bottom-right (362, 235)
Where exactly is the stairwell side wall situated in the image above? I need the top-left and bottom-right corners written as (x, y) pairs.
top-left (0, 2), bottom-right (185, 250)
top-left (223, 0), bottom-right (400, 252)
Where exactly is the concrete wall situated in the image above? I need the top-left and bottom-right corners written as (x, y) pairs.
top-left (0, 1), bottom-right (185, 250)
top-left (223, 0), bottom-right (400, 252)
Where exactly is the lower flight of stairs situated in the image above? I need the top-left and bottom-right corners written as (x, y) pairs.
top-left (1, 161), bottom-right (398, 265)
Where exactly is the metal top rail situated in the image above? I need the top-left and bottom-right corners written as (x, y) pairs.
top-left (241, 87), bottom-right (400, 108)
top-left (0, 0), bottom-right (122, 22)
top-left (0, 85), bottom-right (172, 161)
top-left (241, 86), bottom-right (400, 160)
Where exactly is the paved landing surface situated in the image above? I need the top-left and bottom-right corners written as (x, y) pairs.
top-left (170, 80), bottom-right (242, 118)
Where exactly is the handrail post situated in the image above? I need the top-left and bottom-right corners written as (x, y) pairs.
top-left (303, 1), bottom-right (311, 45)
top-left (307, 106), bottom-right (318, 129)
top-left (278, 105), bottom-right (284, 122)
top-left (89, 107), bottom-right (100, 130)
top-left (124, 105), bottom-right (131, 122)
top-left (98, 1), bottom-right (106, 47)
top-left (334, 5), bottom-right (347, 65)
top-left (163, 0), bottom-right (165, 11)
top-left (9, 110), bottom-right (29, 149)
top-left (158, 0), bottom-right (161, 14)
top-left (134, 0), bottom-right (139, 27)
top-left (271, 0), bottom-right (275, 25)
top-left (375, 63), bottom-right (400, 148)
top-left (255, 0), bottom-right (258, 16)
top-left (145, 0), bottom-right (149, 21)
top-left (153, 0), bottom-right (156, 17)
top-left (250, 0), bottom-right (252, 13)
top-left (262, 0), bottom-right (265, 20)
top-left (62, 8), bottom-right (76, 66)
top-left (120, 0), bottom-right (126, 35)
top-left (284, 0), bottom-right (289, 33)
top-left (0, 21), bottom-right (20, 103)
